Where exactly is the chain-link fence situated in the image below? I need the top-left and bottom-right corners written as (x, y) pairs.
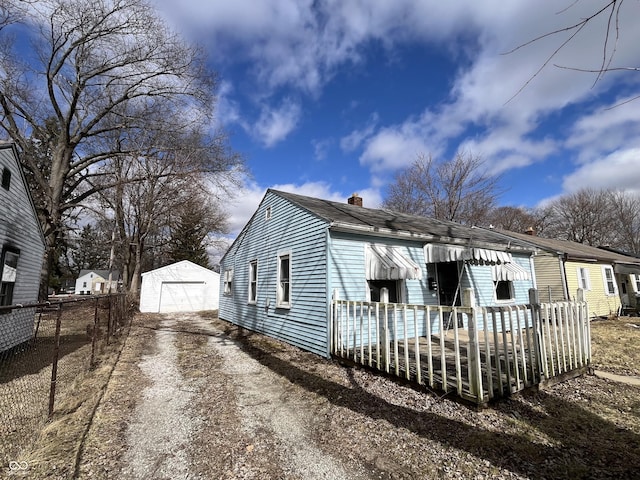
top-left (0, 294), bottom-right (131, 467)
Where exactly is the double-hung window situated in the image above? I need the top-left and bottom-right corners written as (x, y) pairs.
top-left (0, 248), bottom-right (19, 309)
top-left (223, 268), bottom-right (233, 296)
top-left (577, 267), bottom-right (591, 291)
top-left (276, 252), bottom-right (291, 308)
top-left (602, 266), bottom-right (617, 296)
top-left (248, 260), bottom-right (258, 304)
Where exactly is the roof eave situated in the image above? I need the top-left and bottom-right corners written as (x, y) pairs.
top-left (329, 222), bottom-right (534, 254)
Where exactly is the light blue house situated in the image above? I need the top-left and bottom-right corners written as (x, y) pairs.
top-left (219, 190), bottom-right (537, 358)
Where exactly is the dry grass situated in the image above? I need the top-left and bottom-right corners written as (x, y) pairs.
top-left (0, 298), bottom-right (131, 479)
top-left (590, 316), bottom-right (640, 376)
top-left (0, 302), bottom-right (98, 468)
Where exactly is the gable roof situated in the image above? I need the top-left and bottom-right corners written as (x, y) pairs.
top-left (0, 142), bottom-right (46, 246)
top-left (270, 190), bottom-right (535, 253)
top-left (496, 229), bottom-right (640, 267)
top-left (78, 269), bottom-right (121, 280)
top-left (141, 259), bottom-right (219, 277)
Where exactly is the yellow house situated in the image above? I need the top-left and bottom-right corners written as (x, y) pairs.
top-left (494, 230), bottom-right (640, 318)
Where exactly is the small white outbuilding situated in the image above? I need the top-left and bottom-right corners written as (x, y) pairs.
top-left (139, 260), bottom-right (220, 313)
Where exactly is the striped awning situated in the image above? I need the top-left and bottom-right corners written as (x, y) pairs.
top-left (424, 243), bottom-right (512, 265)
top-left (365, 244), bottom-right (423, 280)
top-left (492, 262), bottom-right (530, 281)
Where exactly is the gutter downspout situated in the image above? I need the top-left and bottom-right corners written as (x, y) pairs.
top-left (560, 253), bottom-right (569, 300)
top-left (529, 255), bottom-right (538, 290)
top-left (325, 227), bottom-right (332, 358)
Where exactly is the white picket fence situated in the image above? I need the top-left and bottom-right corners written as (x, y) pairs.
top-left (330, 289), bottom-right (591, 405)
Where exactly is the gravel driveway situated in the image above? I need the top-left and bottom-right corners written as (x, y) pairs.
top-left (75, 311), bottom-right (640, 480)
top-left (118, 314), bottom-right (364, 479)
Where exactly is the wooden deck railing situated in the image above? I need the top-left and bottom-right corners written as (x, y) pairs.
top-left (330, 288), bottom-right (590, 405)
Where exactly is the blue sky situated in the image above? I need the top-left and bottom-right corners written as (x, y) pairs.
top-left (151, 0), bottom-right (640, 237)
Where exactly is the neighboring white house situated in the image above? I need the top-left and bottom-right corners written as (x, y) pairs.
top-left (0, 143), bottom-right (46, 352)
top-left (139, 260), bottom-right (220, 313)
top-left (74, 269), bottom-right (120, 295)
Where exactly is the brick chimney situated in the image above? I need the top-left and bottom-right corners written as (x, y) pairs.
top-left (524, 227), bottom-right (535, 236)
top-left (348, 193), bottom-right (362, 207)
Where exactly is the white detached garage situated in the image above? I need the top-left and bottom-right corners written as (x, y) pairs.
top-left (139, 260), bottom-right (220, 313)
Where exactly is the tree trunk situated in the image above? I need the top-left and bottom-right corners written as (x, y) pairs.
top-left (37, 147), bottom-right (72, 299)
top-left (129, 239), bottom-right (142, 294)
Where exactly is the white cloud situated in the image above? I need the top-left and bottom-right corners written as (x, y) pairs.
top-left (340, 113), bottom-right (379, 152)
top-left (566, 95), bottom-right (640, 163)
top-left (562, 148), bottom-right (640, 194)
top-left (223, 178), bottom-right (384, 239)
top-left (214, 80), bottom-right (248, 131)
top-left (359, 125), bottom-right (429, 173)
top-left (458, 125), bottom-right (558, 176)
top-left (341, 1), bottom-right (640, 186)
top-left (153, 0), bottom-right (493, 95)
top-left (311, 138), bottom-right (333, 161)
top-left (155, 0), bottom-right (640, 199)
top-left (253, 99), bottom-right (301, 147)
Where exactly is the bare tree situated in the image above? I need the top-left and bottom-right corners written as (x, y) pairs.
top-left (92, 127), bottom-right (235, 292)
top-left (542, 188), bottom-right (616, 246)
top-left (383, 152), bottom-right (502, 225)
top-left (485, 206), bottom-right (536, 231)
top-left (0, 0), bottom-right (240, 297)
top-left (506, 1), bottom-right (638, 103)
top-left (0, 1), bottom-right (21, 31)
top-left (609, 190), bottom-right (640, 254)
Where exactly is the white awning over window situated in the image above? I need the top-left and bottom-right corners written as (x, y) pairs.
top-left (492, 262), bottom-right (530, 281)
top-left (424, 243), bottom-right (512, 265)
top-left (365, 244), bottom-right (423, 280)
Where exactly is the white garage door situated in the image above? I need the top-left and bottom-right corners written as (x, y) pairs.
top-left (159, 281), bottom-right (206, 313)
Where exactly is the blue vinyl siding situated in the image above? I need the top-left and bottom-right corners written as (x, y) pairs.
top-left (219, 191), bottom-right (330, 357)
top-left (328, 233), bottom-right (431, 305)
top-left (464, 254), bottom-right (535, 330)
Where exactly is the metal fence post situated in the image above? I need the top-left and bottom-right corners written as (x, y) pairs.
top-left (48, 303), bottom-right (63, 418)
top-left (106, 294), bottom-right (112, 345)
top-left (90, 297), bottom-right (99, 367)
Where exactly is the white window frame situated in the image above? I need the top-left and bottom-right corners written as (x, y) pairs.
top-left (276, 251), bottom-right (292, 309)
top-left (494, 280), bottom-right (515, 302)
top-left (577, 267), bottom-right (591, 291)
top-left (634, 274), bottom-right (640, 293)
top-left (223, 268), bottom-right (233, 296)
top-left (366, 279), bottom-right (405, 304)
top-left (0, 248), bottom-right (19, 308)
top-left (601, 265), bottom-right (617, 296)
top-left (248, 260), bottom-right (258, 304)
top-left (265, 205), bottom-right (272, 220)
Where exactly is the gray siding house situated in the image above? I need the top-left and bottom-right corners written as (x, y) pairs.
top-left (0, 143), bottom-right (46, 352)
top-left (219, 190), bottom-right (536, 358)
